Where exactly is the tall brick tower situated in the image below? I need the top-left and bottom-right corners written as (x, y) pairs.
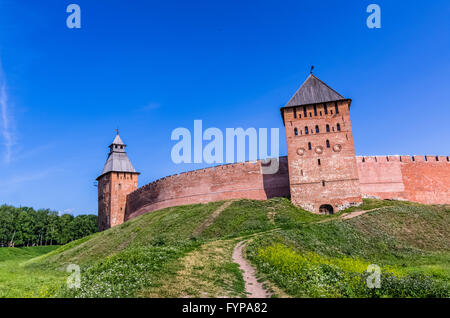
top-left (281, 72), bottom-right (362, 214)
top-left (96, 133), bottom-right (139, 231)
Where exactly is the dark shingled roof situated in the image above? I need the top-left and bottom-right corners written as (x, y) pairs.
top-left (285, 74), bottom-right (346, 107)
top-left (97, 134), bottom-right (139, 180)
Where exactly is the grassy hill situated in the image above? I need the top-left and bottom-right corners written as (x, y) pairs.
top-left (2, 198), bottom-right (449, 297)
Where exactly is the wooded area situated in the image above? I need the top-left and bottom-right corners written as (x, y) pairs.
top-left (0, 205), bottom-right (97, 247)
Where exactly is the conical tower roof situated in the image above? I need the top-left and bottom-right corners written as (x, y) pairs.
top-left (97, 133), bottom-right (139, 180)
top-left (285, 73), bottom-right (346, 107)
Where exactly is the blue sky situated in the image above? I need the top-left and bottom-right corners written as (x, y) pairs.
top-left (0, 0), bottom-right (449, 215)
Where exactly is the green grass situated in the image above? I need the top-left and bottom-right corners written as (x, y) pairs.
top-left (0, 246), bottom-right (66, 298)
top-left (245, 201), bottom-right (450, 297)
top-left (57, 241), bottom-right (199, 297)
top-left (200, 198), bottom-right (327, 239)
top-left (247, 243), bottom-right (448, 297)
top-left (25, 201), bottom-right (228, 297)
top-left (2, 198), bottom-right (449, 298)
top-left (141, 239), bottom-right (246, 298)
top-left (29, 201), bottom-right (223, 269)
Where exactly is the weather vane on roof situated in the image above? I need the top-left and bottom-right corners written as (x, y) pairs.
top-left (310, 65), bottom-right (314, 74)
top-left (115, 128), bottom-right (119, 135)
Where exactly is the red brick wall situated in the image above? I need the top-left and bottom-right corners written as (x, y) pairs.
top-left (357, 155), bottom-right (450, 204)
top-left (122, 154), bottom-right (449, 223)
top-left (125, 157), bottom-right (290, 220)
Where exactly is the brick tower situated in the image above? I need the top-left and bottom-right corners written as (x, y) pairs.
top-left (281, 72), bottom-right (362, 214)
top-left (96, 133), bottom-right (139, 230)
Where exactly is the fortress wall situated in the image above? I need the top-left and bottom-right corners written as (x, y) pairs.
top-left (125, 157), bottom-right (290, 220)
top-left (124, 154), bottom-right (449, 222)
top-left (357, 156), bottom-right (450, 204)
top-left (401, 156), bottom-right (450, 204)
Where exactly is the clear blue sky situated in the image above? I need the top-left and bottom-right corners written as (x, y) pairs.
top-left (0, 0), bottom-right (449, 215)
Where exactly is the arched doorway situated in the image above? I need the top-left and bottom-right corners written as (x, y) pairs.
top-left (319, 204), bottom-right (334, 215)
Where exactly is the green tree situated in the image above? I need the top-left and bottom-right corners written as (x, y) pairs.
top-left (0, 204), bottom-right (97, 247)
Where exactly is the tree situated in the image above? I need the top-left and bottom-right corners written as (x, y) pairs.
top-left (0, 205), bottom-right (97, 247)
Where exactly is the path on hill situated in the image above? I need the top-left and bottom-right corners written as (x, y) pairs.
top-left (316, 207), bottom-right (384, 224)
top-left (340, 210), bottom-right (368, 219)
top-left (232, 241), bottom-right (271, 298)
top-left (339, 207), bottom-right (386, 220)
top-left (192, 200), bottom-right (234, 237)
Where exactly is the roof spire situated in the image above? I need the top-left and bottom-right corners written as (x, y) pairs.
top-left (115, 128), bottom-right (119, 135)
top-left (310, 65), bottom-right (314, 74)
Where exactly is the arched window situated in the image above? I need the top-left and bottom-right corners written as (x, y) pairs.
top-left (337, 123), bottom-right (341, 131)
top-left (322, 180), bottom-right (325, 187)
top-left (314, 105), bottom-right (317, 116)
top-left (335, 102), bottom-right (339, 114)
top-left (293, 108), bottom-right (297, 118)
top-left (305, 126), bottom-right (309, 134)
top-left (294, 128), bottom-right (298, 136)
top-left (326, 124), bottom-right (330, 132)
top-left (318, 159), bottom-right (321, 165)
top-left (315, 125), bottom-right (319, 133)
top-left (308, 142), bottom-right (312, 150)
top-left (326, 140), bottom-right (330, 148)
top-left (324, 104), bottom-right (328, 114)
top-left (303, 106), bottom-right (307, 117)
